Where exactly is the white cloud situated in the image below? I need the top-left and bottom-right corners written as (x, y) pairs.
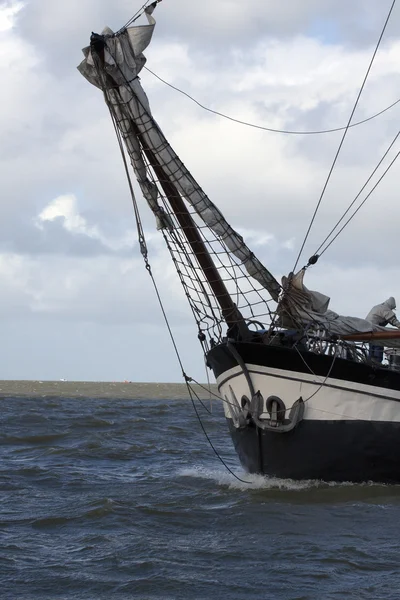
top-left (0, 1), bottom-right (23, 32)
top-left (1, 0), bottom-right (400, 380)
top-left (35, 194), bottom-right (137, 252)
top-left (37, 194), bottom-right (98, 236)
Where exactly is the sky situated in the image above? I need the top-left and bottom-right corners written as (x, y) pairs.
top-left (1, 0), bottom-right (400, 382)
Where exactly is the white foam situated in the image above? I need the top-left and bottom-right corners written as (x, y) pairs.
top-left (178, 465), bottom-right (337, 491)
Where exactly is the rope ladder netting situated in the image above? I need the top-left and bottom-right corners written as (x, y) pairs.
top-left (108, 82), bottom-right (279, 349)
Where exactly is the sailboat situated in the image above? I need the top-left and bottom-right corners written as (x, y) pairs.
top-left (78, 2), bottom-right (400, 483)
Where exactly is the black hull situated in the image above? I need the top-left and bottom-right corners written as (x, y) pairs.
top-left (228, 419), bottom-right (400, 483)
top-left (207, 341), bottom-right (400, 394)
top-left (207, 341), bottom-right (400, 483)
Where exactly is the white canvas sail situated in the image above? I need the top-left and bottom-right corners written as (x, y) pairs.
top-left (77, 6), bottom-right (281, 302)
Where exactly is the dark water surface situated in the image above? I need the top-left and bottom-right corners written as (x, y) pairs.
top-left (1, 384), bottom-right (400, 599)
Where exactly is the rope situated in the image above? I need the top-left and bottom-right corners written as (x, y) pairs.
top-left (187, 383), bottom-right (252, 484)
top-left (116, 142), bottom-right (251, 484)
top-left (185, 379), bottom-right (213, 415)
top-left (314, 129), bottom-right (400, 257)
top-left (318, 148), bottom-right (400, 257)
top-left (292, 0), bottom-right (397, 272)
top-left (116, 0), bottom-right (161, 34)
top-left (294, 345), bottom-right (339, 402)
top-left (92, 13), bottom-right (377, 481)
top-left (187, 377), bottom-right (224, 401)
top-left (96, 67), bottom-right (251, 485)
top-left (145, 67), bottom-right (400, 136)
top-left (106, 99), bottom-right (148, 258)
top-left (185, 376), bottom-right (265, 416)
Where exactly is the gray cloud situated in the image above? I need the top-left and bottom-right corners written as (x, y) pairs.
top-left (17, 0), bottom-right (400, 54)
top-left (0, 216), bottom-right (132, 256)
top-left (1, 0), bottom-right (400, 380)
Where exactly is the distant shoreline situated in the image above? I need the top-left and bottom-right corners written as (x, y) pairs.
top-left (0, 380), bottom-right (218, 400)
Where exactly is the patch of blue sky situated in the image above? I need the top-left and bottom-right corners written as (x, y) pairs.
top-left (308, 18), bottom-right (341, 45)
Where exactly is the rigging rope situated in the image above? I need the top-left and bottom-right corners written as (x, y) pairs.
top-left (145, 67), bottom-right (400, 137)
top-left (292, 0), bottom-right (397, 273)
top-left (317, 148), bottom-right (400, 257)
top-left (98, 73), bottom-right (252, 485)
top-left (116, 0), bottom-right (161, 34)
top-left (294, 345), bottom-right (338, 402)
top-left (145, 267), bottom-right (252, 484)
top-left (115, 4), bottom-right (400, 138)
top-left (314, 129), bottom-right (400, 257)
top-left (92, 4), bottom-right (388, 481)
top-left (188, 384), bottom-right (252, 484)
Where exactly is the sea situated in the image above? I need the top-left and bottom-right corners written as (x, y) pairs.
top-left (1, 381), bottom-right (400, 600)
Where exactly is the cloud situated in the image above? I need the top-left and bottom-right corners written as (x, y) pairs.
top-left (143, 31), bottom-right (400, 272)
top-left (34, 194), bottom-right (137, 254)
top-left (17, 0), bottom-right (400, 53)
top-left (0, 0), bottom-right (22, 31)
top-left (0, 246), bottom-right (190, 326)
top-left (2, 0), bottom-right (400, 380)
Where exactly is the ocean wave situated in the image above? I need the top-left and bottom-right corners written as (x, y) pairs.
top-left (0, 433), bottom-right (67, 445)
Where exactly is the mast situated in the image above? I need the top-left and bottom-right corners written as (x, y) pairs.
top-left (135, 127), bottom-right (249, 336)
top-left (88, 36), bottom-right (249, 338)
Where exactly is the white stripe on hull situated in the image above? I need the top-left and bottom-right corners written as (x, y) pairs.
top-left (216, 364), bottom-right (400, 422)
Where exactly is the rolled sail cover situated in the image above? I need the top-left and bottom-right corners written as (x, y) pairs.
top-left (77, 6), bottom-right (281, 302)
top-left (278, 269), bottom-right (400, 347)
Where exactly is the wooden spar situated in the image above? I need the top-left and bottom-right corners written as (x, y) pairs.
top-left (134, 128), bottom-right (248, 336)
top-left (90, 38), bottom-right (248, 337)
top-left (341, 330), bottom-right (400, 342)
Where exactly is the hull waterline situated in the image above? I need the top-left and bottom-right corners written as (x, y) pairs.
top-left (228, 418), bottom-right (400, 483)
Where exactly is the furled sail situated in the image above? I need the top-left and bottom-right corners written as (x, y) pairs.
top-left (278, 269), bottom-right (400, 348)
top-left (77, 5), bottom-right (281, 302)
